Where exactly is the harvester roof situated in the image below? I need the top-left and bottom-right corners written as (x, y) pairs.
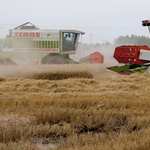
top-left (12, 22), bottom-right (85, 35)
top-left (14, 22), bottom-right (39, 29)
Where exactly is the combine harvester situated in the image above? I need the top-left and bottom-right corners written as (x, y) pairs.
top-left (0, 22), bottom-right (103, 65)
top-left (108, 20), bottom-right (150, 75)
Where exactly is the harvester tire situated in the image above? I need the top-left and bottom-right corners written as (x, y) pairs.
top-left (46, 56), bottom-right (65, 64)
top-left (0, 60), bottom-right (5, 65)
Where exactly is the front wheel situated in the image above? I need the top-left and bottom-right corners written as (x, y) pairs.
top-left (0, 60), bottom-right (5, 65)
top-left (46, 56), bottom-right (65, 64)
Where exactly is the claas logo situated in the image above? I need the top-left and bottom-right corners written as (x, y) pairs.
top-left (14, 32), bottom-right (40, 37)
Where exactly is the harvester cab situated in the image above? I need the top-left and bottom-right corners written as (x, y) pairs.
top-left (108, 20), bottom-right (150, 75)
top-left (0, 22), bottom-right (104, 65)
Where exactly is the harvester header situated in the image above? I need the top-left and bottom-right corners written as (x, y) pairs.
top-left (108, 19), bottom-right (150, 74)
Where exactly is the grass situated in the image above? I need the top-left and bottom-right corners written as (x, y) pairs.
top-left (33, 71), bottom-right (93, 80)
top-left (1, 70), bottom-right (150, 149)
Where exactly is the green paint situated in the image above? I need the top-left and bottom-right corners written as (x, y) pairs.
top-left (0, 51), bottom-right (70, 59)
top-left (12, 38), bottom-right (60, 49)
top-left (108, 64), bottom-right (150, 74)
top-left (108, 64), bottom-right (132, 73)
top-left (129, 66), bottom-right (149, 73)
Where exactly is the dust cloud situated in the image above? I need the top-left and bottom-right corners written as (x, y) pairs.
top-left (71, 42), bottom-right (119, 68)
top-left (0, 64), bottom-right (112, 79)
top-left (0, 43), bottom-right (121, 80)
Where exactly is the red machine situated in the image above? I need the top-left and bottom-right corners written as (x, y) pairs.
top-left (79, 52), bottom-right (104, 64)
top-left (89, 52), bottom-right (104, 64)
top-left (114, 45), bottom-right (150, 64)
top-left (108, 20), bottom-right (150, 74)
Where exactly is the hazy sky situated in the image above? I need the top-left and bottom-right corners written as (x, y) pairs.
top-left (1, 0), bottom-right (150, 43)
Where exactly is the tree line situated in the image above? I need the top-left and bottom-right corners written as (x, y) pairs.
top-left (81, 35), bottom-right (150, 58)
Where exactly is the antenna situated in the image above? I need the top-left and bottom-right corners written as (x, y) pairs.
top-left (89, 34), bottom-right (94, 51)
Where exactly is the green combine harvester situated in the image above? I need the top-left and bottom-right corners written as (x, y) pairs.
top-left (0, 22), bottom-right (103, 65)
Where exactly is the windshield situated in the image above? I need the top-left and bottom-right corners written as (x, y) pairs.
top-left (63, 32), bottom-right (79, 51)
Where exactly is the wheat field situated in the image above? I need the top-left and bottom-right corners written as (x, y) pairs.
top-left (0, 64), bottom-right (150, 150)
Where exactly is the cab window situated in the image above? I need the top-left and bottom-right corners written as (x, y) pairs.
top-left (63, 32), bottom-right (79, 51)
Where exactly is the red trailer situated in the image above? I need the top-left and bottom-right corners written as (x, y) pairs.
top-left (89, 52), bottom-right (104, 64)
